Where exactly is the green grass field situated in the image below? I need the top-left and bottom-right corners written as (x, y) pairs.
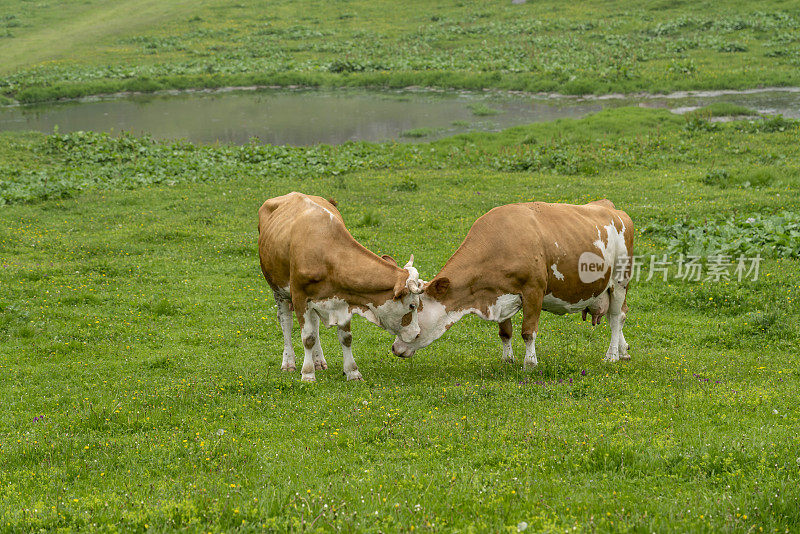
top-left (1, 107), bottom-right (799, 531)
top-left (2, 0), bottom-right (800, 103)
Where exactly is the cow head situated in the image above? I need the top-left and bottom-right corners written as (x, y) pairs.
top-left (373, 255), bottom-right (424, 342)
top-left (391, 276), bottom-right (451, 358)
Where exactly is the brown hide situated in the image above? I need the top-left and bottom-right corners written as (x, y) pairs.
top-left (428, 200), bottom-right (634, 317)
top-left (258, 192), bottom-right (411, 322)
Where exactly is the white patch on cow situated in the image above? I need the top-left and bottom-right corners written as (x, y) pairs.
top-left (554, 241), bottom-right (559, 248)
top-left (523, 332), bottom-right (537, 369)
top-left (395, 295), bottom-right (469, 353)
top-left (593, 226), bottom-right (604, 254)
top-left (309, 297), bottom-right (352, 328)
top-left (551, 263), bottom-right (565, 281)
top-left (484, 294), bottom-right (522, 322)
top-left (302, 196), bottom-right (335, 221)
top-left (355, 295), bottom-right (420, 343)
top-left (593, 219), bottom-right (629, 282)
top-left (501, 337), bottom-right (515, 363)
top-left (352, 307), bottom-right (379, 326)
top-left (542, 292), bottom-right (600, 315)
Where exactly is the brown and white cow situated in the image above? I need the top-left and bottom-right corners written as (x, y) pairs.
top-left (258, 192), bottom-right (424, 382)
top-left (391, 200), bottom-right (634, 366)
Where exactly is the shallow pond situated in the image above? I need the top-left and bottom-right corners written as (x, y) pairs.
top-left (1, 87), bottom-right (799, 146)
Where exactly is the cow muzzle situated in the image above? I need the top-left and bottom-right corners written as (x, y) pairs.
top-left (391, 341), bottom-right (415, 359)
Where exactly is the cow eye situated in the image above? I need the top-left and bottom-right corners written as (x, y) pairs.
top-left (409, 303), bottom-right (416, 310)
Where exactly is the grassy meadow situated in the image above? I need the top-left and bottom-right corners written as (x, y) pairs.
top-left (1, 107), bottom-right (799, 531)
top-left (2, 0), bottom-right (800, 103)
top-left (2, 0), bottom-right (800, 530)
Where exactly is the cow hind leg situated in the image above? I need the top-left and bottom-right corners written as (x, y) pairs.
top-left (275, 294), bottom-right (296, 372)
top-left (604, 283), bottom-right (627, 363)
top-left (337, 322), bottom-right (362, 381)
top-left (312, 325), bottom-right (328, 371)
top-left (520, 288), bottom-right (544, 370)
top-left (499, 319), bottom-right (515, 363)
top-left (617, 300), bottom-right (630, 360)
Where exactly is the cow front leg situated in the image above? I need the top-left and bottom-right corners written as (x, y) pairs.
top-left (499, 319), bottom-right (515, 363)
top-left (275, 294), bottom-right (296, 372)
top-left (337, 322), bottom-right (362, 381)
top-left (604, 284), bottom-right (627, 362)
top-left (299, 309), bottom-right (320, 382)
top-left (521, 288), bottom-right (544, 370)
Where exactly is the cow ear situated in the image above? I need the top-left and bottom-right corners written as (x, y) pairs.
top-left (393, 285), bottom-right (409, 300)
top-left (381, 255), bottom-right (398, 267)
top-left (425, 277), bottom-right (450, 299)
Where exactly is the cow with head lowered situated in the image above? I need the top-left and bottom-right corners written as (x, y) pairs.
top-left (258, 192), bottom-right (424, 382)
top-left (391, 200), bottom-right (634, 367)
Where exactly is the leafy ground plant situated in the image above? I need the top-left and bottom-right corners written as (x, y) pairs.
top-left (642, 212), bottom-right (800, 258)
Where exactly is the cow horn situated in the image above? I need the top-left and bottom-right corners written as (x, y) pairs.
top-left (408, 280), bottom-right (424, 295)
top-left (407, 278), bottom-right (424, 294)
top-left (404, 254), bottom-right (414, 269)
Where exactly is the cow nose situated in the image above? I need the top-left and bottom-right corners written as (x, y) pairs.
top-left (391, 342), bottom-right (413, 358)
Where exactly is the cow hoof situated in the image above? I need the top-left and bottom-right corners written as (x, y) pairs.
top-left (619, 352), bottom-right (631, 361)
top-left (502, 356), bottom-right (516, 364)
top-left (523, 360), bottom-right (538, 371)
top-left (346, 370), bottom-right (363, 381)
top-left (604, 352), bottom-right (619, 363)
top-left (301, 374), bottom-right (316, 382)
top-left (281, 364), bottom-right (296, 372)
top-left (314, 361), bottom-right (328, 371)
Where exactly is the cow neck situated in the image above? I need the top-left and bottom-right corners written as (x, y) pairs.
top-left (331, 233), bottom-right (404, 309)
top-left (434, 246), bottom-right (500, 317)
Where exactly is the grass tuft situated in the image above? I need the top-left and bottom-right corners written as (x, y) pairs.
top-left (467, 102), bottom-right (502, 116)
top-left (689, 102), bottom-right (759, 118)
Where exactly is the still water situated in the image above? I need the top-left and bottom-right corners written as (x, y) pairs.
top-left (1, 87), bottom-right (799, 146)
